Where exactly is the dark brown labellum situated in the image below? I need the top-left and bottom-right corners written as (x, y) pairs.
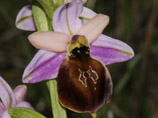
top-left (57, 35), bottom-right (112, 113)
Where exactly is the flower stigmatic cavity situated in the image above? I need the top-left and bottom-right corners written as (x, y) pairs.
top-left (68, 35), bottom-right (89, 57)
top-left (57, 35), bottom-right (112, 113)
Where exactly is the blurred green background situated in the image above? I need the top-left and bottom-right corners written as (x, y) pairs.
top-left (0, 0), bottom-right (158, 118)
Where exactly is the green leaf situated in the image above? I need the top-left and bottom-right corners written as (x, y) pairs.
top-left (9, 107), bottom-right (46, 118)
top-left (32, 3), bottom-right (49, 31)
top-left (47, 80), bottom-right (67, 118)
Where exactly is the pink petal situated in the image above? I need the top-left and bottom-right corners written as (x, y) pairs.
top-left (0, 102), bottom-right (5, 114)
top-left (16, 102), bottom-right (34, 110)
top-left (13, 85), bottom-right (27, 103)
top-left (1, 110), bottom-right (11, 118)
top-left (0, 76), bottom-right (16, 108)
top-left (53, 0), bottom-right (83, 35)
top-left (90, 34), bottom-right (134, 65)
top-left (15, 5), bottom-right (36, 31)
top-left (23, 50), bottom-right (66, 83)
top-left (79, 7), bottom-right (96, 24)
top-left (67, 0), bottom-right (87, 3)
top-left (28, 31), bottom-right (70, 52)
top-left (76, 14), bottom-right (109, 43)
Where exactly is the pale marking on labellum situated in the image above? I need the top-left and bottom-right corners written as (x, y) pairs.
top-left (87, 66), bottom-right (99, 84)
top-left (78, 66), bottom-right (99, 87)
top-left (78, 68), bottom-right (87, 87)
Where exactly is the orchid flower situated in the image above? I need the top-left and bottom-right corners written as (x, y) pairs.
top-left (21, 0), bottom-right (134, 113)
top-left (0, 76), bottom-right (33, 118)
top-left (22, 0), bottom-right (134, 84)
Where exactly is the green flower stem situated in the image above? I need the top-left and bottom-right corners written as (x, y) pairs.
top-left (32, 2), bottom-right (67, 118)
top-left (47, 80), bottom-right (67, 118)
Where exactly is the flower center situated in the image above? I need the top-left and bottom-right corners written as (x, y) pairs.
top-left (67, 35), bottom-right (89, 58)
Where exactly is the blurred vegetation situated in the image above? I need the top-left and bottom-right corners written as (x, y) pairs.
top-left (0, 0), bottom-right (158, 118)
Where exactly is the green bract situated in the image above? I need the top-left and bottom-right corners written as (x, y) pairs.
top-left (32, 3), bottom-right (49, 31)
top-left (36, 0), bottom-right (54, 19)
